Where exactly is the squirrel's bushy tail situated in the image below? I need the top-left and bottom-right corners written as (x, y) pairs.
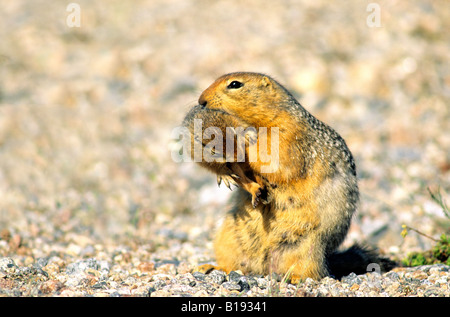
top-left (327, 244), bottom-right (397, 279)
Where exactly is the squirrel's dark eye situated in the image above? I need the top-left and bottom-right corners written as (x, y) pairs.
top-left (227, 81), bottom-right (244, 89)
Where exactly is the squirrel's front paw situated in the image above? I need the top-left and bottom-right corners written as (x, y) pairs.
top-left (251, 186), bottom-right (272, 208)
top-left (251, 188), bottom-right (262, 208)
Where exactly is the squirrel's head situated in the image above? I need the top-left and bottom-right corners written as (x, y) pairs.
top-left (198, 72), bottom-right (290, 128)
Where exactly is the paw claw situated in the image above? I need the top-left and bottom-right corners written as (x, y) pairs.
top-left (217, 174), bottom-right (238, 190)
top-left (251, 189), bottom-right (262, 208)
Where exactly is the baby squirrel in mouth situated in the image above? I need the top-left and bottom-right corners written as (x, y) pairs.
top-left (182, 72), bottom-right (395, 282)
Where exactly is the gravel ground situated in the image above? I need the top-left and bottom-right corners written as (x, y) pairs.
top-left (0, 251), bottom-right (449, 297)
top-left (0, 1), bottom-right (449, 298)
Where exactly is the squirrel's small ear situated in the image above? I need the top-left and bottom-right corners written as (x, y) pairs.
top-left (261, 76), bottom-right (272, 87)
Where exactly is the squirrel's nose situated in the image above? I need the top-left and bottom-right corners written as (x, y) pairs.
top-left (198, 96), bottom-right (207, 107)
top-left (198, 91), bottom-right (207, 107)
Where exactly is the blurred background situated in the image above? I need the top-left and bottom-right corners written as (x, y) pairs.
top-left (0, 0), bottom-right (448, 262)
